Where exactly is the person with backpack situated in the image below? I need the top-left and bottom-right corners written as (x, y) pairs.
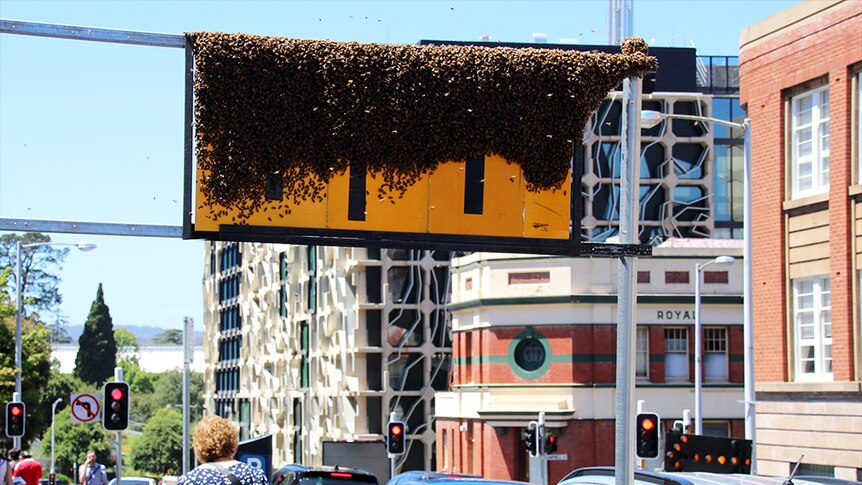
top-left (177, 416), bottom-right (268, 485)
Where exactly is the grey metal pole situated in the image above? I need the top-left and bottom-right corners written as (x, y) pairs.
top-left (183, 317), bottom-right (193, 475)
top-left (14, 241), bottom-right (23, 449)
top-left (51, 398), bottom-right (62, 476)
top-left (743, 118), bottom-right (757, 473)
top-left (614, 74), bottom-right (642, 485)
top-left (694, 263), bottom-right (703, 436)
top-left (538, 411), bottom-right (547, 485)
top-left (115, 367), bottom-right (124, 485)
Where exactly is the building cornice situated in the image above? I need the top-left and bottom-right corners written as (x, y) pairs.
top-left (447, 294), bottom-right (742, 312)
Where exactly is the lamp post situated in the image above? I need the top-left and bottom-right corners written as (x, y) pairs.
top-left (640, 111), bottom-right (755, 468)
top-left (14, 239), bottom-right (96, 447)
top-left (695, 255), bottom-right (735, 435)
top-left (51, 397), bottom-right (63, 477)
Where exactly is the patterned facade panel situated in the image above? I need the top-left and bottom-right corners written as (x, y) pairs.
top-left (582, 92), bottom-right (716, 244)
top-left (203, 242), bottom-right (452, 471)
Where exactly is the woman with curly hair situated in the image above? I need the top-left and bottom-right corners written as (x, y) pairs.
top-left (177, 416), bottom-right (268, 485)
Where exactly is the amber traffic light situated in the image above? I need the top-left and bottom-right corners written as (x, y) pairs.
top-left (636, 413), bottom-right (660, 459)
top-left (387, 421), bottom-right (406, 455)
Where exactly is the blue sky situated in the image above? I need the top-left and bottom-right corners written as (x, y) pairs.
top-left (0, 0), bottom-right (798, 330)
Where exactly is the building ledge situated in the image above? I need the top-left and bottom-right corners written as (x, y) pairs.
top-left (849, 184), bottom-right (862, 198)
top-left (756, 381), bottom-right (862, 393)
top-left (782, 192), bottom-right (829, 214)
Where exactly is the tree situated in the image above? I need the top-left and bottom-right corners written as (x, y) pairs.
top-left (75, 284), bottom-right (117, 385)
top-left (0, 319), bottom-right (53, 446)
top-left (0, 232), bottom-right (70, 318)
top-left (114, 328), bottom-right (140, 364)
top-left (153, 370), bottom-right (205, 412)
top-left (41, 407), bottom-right (113, 478)
top-left (153, 329), bottom-right (183, 345)
top-left (129, 408), bottom-right (183, 476)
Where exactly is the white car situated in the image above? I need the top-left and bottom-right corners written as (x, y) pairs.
top-left (107, 478), bottom-right (158, 485)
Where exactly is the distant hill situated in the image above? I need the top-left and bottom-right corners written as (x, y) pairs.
top-left (64, 324), bottom-right (204, 346)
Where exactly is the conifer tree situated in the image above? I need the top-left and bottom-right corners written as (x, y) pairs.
top-left (75, 283), bottom-right (117, 384)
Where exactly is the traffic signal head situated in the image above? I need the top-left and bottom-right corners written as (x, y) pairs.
top-left (636, 412), bottom-right (660, 459)
top-left (103, 381), bottom-right (130, 431)
top-left (386, 421), bottom-right (406, 455)
top-left (524, 422), bottom-right (538, 457)
top-left (5, 401), bottom-right (26, 438)
top-left (544, 432), bottom-right (558, 454)
top-left (663, 432), bottom-right (752, 473)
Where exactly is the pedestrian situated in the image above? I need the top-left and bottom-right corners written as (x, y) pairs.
top-left (0, 451), bottom-right (13, 485)
top-left (177, 416), bottom-right (268, 485)
top-left (10, 452), bottom-right (40, 485)
top-left (78, 451), bottom-right (107, 485)
top-left (4, 450), bottom-right (19, 472)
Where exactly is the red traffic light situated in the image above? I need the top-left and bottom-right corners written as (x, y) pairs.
top-left (390, 424), bottom-right (403, 435)
top-left (641, 418), bottom-right (655, 431)
top-left (111, 388), bottom-right (124, 400)
top-left (9, 405), bottom-right (22, 416)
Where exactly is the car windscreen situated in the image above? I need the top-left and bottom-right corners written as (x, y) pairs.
top-left (300, 472), bottom-right (378, 485)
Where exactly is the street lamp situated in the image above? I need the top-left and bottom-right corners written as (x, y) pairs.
top-left (640, 110), bottom-right (755, 469)
top-left (14, 239), bottom-right (96, 447)
top-left (51, 397), bottom-right (62, 477)
top-left (695, 255), bottom-right (735, 435)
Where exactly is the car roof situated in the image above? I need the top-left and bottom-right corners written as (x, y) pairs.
top-left (559, 467), bottom-right (842, 485)
top-left (403, 479), bottom-right (529, 485)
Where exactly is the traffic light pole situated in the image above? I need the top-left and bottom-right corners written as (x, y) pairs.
top-left (614, 74), bottom-right (643, 485)
top-left (388, 411), bottom-right (397, 480)
top-left (114, 367), bottom-right (123, 485)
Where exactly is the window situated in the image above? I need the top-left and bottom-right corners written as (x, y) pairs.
top-left (703, 271), bottom-right (728, 284)
top-left (665, 271), bottom-right (690, 284)
top-left (791, 86), bottom-right (830, 198)
top-left (508, 271), bottom-right (550, 284)
top-left (703, 327), bottom-right (728, 381)
top-left (857, 72), bottom-right (862, 183)
top-left (664, 328), bottom-right (689, 380)
top-left (636, 327), bottom-right (649, 379)
top-left (793, 276), bottom-right (832, 380)
top-left (637, 271), bottom-right (650, 284)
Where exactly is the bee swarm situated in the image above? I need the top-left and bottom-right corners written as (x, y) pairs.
top-left (188, 32), bottom-right (657, 221)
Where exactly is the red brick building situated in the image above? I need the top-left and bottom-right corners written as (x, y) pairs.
top-left (739, 0), bottom-right (862, 479)
top-left (435, 242), bottom-right (746, 483)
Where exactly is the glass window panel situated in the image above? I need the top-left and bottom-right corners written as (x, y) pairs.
top-left (704, 353), bottom-right (727, 380)
top-left (665, 354), bottom-right (688, 379)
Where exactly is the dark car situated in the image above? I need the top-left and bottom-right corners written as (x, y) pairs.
top-left (273, 464), bottom-right (379, 485)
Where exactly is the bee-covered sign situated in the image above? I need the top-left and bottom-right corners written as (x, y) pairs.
top-left (185, 33), bottom-right (656, 254)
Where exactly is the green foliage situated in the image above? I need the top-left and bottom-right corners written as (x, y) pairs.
top-left (153, 370), bottom-right (205, 411)
top-left (129, 408), bottom-right (183, 476)
top-left (153, 329), bottom-right (183, 345)
top-left (41, 407), bottom-right (113, 476)
top-left (0, 232), bottom-right (69, 316)
top-left (0, 267), bottom-right (15, 319)
top-left (75, 284), bottom-right (117, 385)
top-left (114, 328), bottom-right (140, 364)
top-left (0, 319), bottom-right (53, 446)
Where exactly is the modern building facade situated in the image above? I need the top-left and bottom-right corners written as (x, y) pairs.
top-left (436, 240), bottom-right (745, 483)
top-left (739, 0), bottom-right (862, 479)
top-left (203, 243), bottom-right (452, 471)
